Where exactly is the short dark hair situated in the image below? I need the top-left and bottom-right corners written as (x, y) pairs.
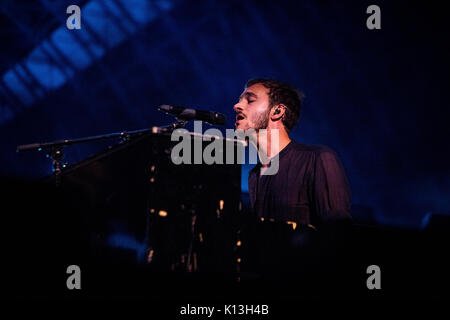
top-left (245, 78), bottom-right (303, 133)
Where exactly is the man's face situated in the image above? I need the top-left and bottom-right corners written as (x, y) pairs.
top-left (234, 83), bottom-right (271, 131)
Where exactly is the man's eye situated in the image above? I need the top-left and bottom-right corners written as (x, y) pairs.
top-left (248, 100), bottom-right (255, 103)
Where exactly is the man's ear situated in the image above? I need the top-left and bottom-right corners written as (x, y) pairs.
top-left (270, 104), bottom-right (286, 120)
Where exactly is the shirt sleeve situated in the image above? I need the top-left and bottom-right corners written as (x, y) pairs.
top-left (311, 149), bottom-right (352, 223)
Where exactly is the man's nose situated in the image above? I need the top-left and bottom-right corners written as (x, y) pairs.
top-left (233, 102), bottom-right (243, 113)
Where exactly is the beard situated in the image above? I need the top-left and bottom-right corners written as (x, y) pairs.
top-left (252, 109), bottom-right (270, 130)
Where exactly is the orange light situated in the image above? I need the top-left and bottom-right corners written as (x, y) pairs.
top-left (237, 258), bottom-right (242, 263)
top-left (219, 200), bottom-right (224, 210)
top-left (158, 210), bottom-right (168, 217)
top-left (147, 249), bottom-right (154, 263)
top-left (236, 240), bottom-right (242, 247)
top-left (287, 221), bottom-right (297, 230)
top-left (149, 208), bottom-right (155, 214)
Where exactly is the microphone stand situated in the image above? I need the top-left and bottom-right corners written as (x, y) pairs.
top-left (16, 119), bottom-right (188, 187)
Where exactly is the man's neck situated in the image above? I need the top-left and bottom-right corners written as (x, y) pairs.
top-left (256, 127), bottom-right (291, 165)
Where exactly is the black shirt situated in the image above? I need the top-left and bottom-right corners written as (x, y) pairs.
top-left (248, 140), bottom-right (351, 227)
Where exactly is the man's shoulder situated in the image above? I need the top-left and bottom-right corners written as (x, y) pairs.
top-left (288, 143), bottom-right (343, 168)
top-left (289, 141), bottom-right (336, 156)
top-left (248, 142), bottom-right (339, 177)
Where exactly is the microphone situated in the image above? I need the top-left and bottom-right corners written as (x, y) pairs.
top-left (158, 105), bottom-right (226, 126)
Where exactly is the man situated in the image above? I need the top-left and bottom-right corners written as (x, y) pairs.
top-left (234, 79), bottom-right (353, 295)
top-left (234, 78), bottom-right (351, 228)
